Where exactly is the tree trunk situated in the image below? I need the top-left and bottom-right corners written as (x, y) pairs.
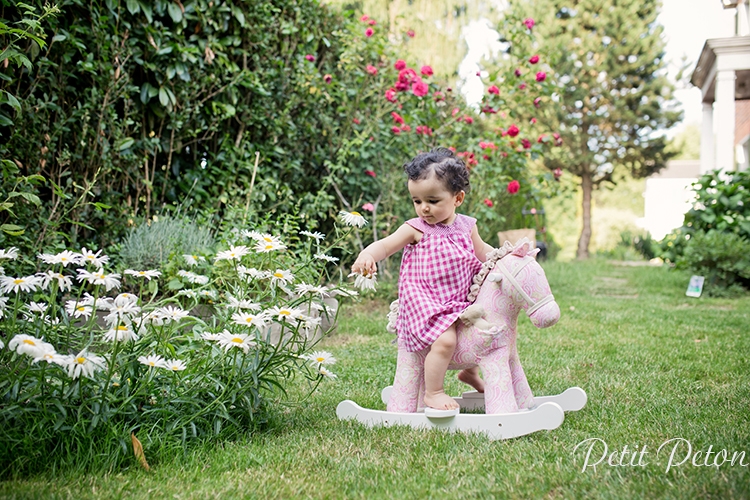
top-left (577, 173), bottom-right (593, 260)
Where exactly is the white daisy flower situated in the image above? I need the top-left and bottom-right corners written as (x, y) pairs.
top-left (0, 275), bottom-right (42, 294)
top-left (200, 332), bottom-right (223, 341)
top-left (295, 283), bottom-right (330, 298)
top-left (78, 247), bottom-right (109, 267)
top-left (304, 350), bottom-right (337, 366)
top-left (9, 334), bottom-right (54, 358)
top-left (224, 295), bottom-right (261, 311)
top-left (124, 269), bottom-right (162, 280)
top-left (37, 250), bottom-right (79, 267)
top-left (164, 358), bottom-right (187, 371)
top-left (339, 210), bottom-right (367, 228)
top-left (104, 324), bottom-right (139, 342)
top-left (138, 354), bottom-right (168, 369)
top-left (177, 270), bottom-right (210, 284)
top-left (270, 269), bottom-right (294, 287)
top-left (231, 311), bottom-right (268, 328)
top-left (38, 270), bottom-right (73, 291)
top-left (217, 330), bottom-right (257, 353)
top-left (333, 287), bottom-right (359, 298)
top-left (65, 300), bottom-right (93, 319)
top-left (241, 230), bottom-right (264, 240)
top-left (314, 253), bottom-right (339, 263)
top-left (182, 254), bottom-right (205, 267)
top-left (319, 366), bottom-right (338, 380)
top-left (102, 298), bottom-right (141, 326)
top-left (214, 245), bottom-right (250, 262)
top-left (237, 266), bottom-right (270, 280)
top-left (0, 296), bottom-right (7, 318)
top-left (76, 268), bottom-right (121, 291)
top-left (65, 351), bottom-right (106, 379)
top-left (0, 338), bottom-right (4, 349)
top-left (300, 315), bottom-right (323, 331)
top-left (27, 301), bottom-right (49, 314)
top-left (300, 230), bottom-right (325, 241)
top-left (253, 239), bottom-right (286, 253)
top-left (33, 347), bottom-right (65, 365)
top-left (198, 289), bottom-right (217, 300)
top-left (176, 289), bottom-right (198, 299)
top-left (0, 247), bottom-right (19, 260)
top-left (349, 270), bottom-right (378, 291)
top-left (157, 305), bottom-right (190, 322)
top-left (268, 305), bottom-right (303, 322)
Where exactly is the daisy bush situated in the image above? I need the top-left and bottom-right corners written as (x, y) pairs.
top-left (0, 215), bottom-right (363, 474)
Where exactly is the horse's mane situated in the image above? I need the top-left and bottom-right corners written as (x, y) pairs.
top-left (466, 240), bottom-right (516, 303)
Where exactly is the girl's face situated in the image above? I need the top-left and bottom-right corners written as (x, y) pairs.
top-left (408, 172), bottom-right (465, 225)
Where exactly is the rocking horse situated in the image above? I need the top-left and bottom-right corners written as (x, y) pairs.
top-left (337, 238), bottom-right (587, 440)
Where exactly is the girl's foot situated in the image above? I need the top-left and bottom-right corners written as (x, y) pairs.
top-left (458, 369), bottom-right (485, 393)
top-left (424, 391), bottom-right (460, 410)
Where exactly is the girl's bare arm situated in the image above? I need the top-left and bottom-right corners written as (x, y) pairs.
top-left (470, 225), bottom-right (494, 263)
top-left (352, 223), bottom-right (420, 274)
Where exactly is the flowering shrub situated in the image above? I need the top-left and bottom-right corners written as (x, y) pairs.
top-left (0, 214), bottom-right (364, 474)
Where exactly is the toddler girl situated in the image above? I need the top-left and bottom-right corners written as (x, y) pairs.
top-left (352, 147), bottom-right (494, 410)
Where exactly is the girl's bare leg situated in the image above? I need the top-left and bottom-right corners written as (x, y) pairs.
top-left (423, 325), bottom-right (459, 410)
top-left (458, 367), bottom-right (485, 393)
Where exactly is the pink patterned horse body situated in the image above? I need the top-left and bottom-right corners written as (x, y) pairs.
top-left (386, 239), bottom-right (561, 414)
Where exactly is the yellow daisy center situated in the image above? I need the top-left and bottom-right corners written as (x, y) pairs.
top-left (315, 356), bottom-right (325, 362)
top-left (149, 361), bottom-right (156, 366)
top-left (264, 244), bottom-right (273, 250)
top-left (263, 236), bottom-right (273, 242)
top-left (116, 325), bottom-right (128, 331)
top-left (351, 211), bottom-right (361, 216)
top-left (77, 306), bottom-right (86, 312)
top-left (23, 339), bottom-right (36, 346)
top-left (13, 279), bottom-right (24, 284)
top-left (273, 272), bottom-right (284, 278)
top-left (279, 310), bottom-right (291, 316)
top-left (76, 357), bottom-right (86, 364)
top-left (245, 317), bottom-right (254, 323)
top-left (232, 337), bottom-right (243, 344)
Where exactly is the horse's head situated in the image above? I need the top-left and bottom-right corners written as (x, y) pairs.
top-left (483, 239), bottom-right (560, 329)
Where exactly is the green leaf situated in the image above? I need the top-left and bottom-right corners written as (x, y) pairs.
top-left (126, 0), bottom-right (140, 15)
top-left (159, 87), bottom-right (169, 107)
top-left (167, 278), bottom-right (184, 291)
top-left (117, 137), bottom-right (135, 151)
top-left (0, 113), bottom-right (13, 127)
top-left (18, 192), bottom-right (42, 205)
top-left (51, 34), bottom-right (67, 42)
top-left (1, 223), bottom-right (24, 236)
top-left (167, 2), bottom-right (183, 23)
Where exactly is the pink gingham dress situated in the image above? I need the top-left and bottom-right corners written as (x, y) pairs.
top-left (396, 214), bottom-right (482, 352)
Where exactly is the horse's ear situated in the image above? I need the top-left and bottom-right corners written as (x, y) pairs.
top-left (487, 273), bottom-right (503, 282)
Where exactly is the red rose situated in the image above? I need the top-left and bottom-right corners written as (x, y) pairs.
top-left (521, 138), bottom-right (531, 149)
top-left (368, 19), bottom-right (376, 25)
top-left (394, 80), bottom-right (409, 91)
top-left (536, 71), bottom-right (546, 82)
top-left (534, 97), bottom-right (542, 108)
top-left (519, 82), bottom-right (527, 90)
top-left (554, 168), bottom-right (563, 179)
top-left (537, 134), bottom-right (546, 143)
top-left (484, 198), bottom-right (494, 207)
top-left (420, 65), bottom-right (433, 77)
top-left (385, 88), bottom-right (397, 102)
top-left (391, 126), bottom-right (401, 134)
top-left (529, 55), bottom-right (539, 64)
top-left (394, 59), bottom-right (406, 71)
top-left (507, 180), bottom-right (520, 194)
top-left (323, 74), bottom-right (332, 84)
top-left (407, 29), bottom-right (415, 38)
top-left (365, 170), bottom-right (376, 177)
top-left (391, 111), bottom-right (404, 124)
top-left (514, 68), bottom-right (522, 77)
top-left (507, 124), bottom-right (520, 137)
top-left (488, 85), bottom-right (500, 95)
top-left (401, 124), bottom-right (411, 132)
top-left (366, 65), bottom-right (378, 75)
top-left (463, 116), bottom-right (474, 124)
top-left (411, 79), bottom-right (429, 97)
top-left (305, 54), bottom-right (315, 62)
top-left (398, 68), bottom-right (416, 83)
top-left (530, 117), bottom-right (537, 124)
top-left (360, 15), bottom-right (369, 22)
top-left (353, 118), bottom-right (360, 125)
top-left (524, 18), bottom-right (535, 30)
top-left (365, 28), bottom-right (374, 37)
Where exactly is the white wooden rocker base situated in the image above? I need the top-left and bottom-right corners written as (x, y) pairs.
top-left (336, 386), bottom-right (587, 441)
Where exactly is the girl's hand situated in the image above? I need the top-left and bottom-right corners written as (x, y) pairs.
top-left (351, 253), bottom-right (377, 275)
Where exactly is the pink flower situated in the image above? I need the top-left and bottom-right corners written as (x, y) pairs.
top-left (385, 88), bottom-right (397, 102)
top-left (463, 116), bottom-right (474, 124)
top-left (553, 168), bottom-right (563, 180)
top-left (530, 117), bottom-right (537, 124)
top-left (323, 74), bottom-right (332, 84)
top-left (365, 27), bottom-right (374, 37)
top-left (537, 134), bottom-right (546, 143)
top-left (394, 59), bottom-right (406, 71)
top-left (398, 68), bottom-right (416, 83)
top-left (391, 126), bottom-right (401, 135)
top-left (519, 83), bottom-right (527, 90)
top-left (553, 132), bottom-right (563, 146)
top-left (481, 105), bottom-right (497, 114)
top-left (391, 111), bottom-right (404, 124)
top-left (353, 118), bottom-right (361, 125)
top-left (360, 15), bottom-right (369, 22)
top-left (524, 18), bottom-right (535, 30)
top-left (484, 198), bottom-right (494, 207)
top-left (401, 124), bottom-right (411, 132)
top-left (479, 141), bottom-right (497, 150)
top-left (488, 85), bottom-right (500, 95)
top-left (407, 29), bottom-right (415, 38)
top-left (506, 124), bottom-right (520, 137)
top-left (411, 79), bottom-right (429, 97)
top-left (420, 65), bottom-right (433, 77)
top-left (362, 203), bottom-right (375, 211)
top-left (394, 80), bottom-right (409, 91)
top-left (507, 180), bottom-right (520, 194)
top-left (521, 138), bottom-right (531, 149)
top-left (365, 170), bottom-right (376, 178)
top-left (305, 54), bottom-right (315, 62)
top-left (366, 64), bottom-right (378, 75)
top-left (368, 19), bottom-right (377, 26)
top-left (433, 91), bottom-right (444, 101)
top-left (529, 55), bottom-right (539, 64)
top-left (416, 125), bottom-right (433, 136)
top-left (534, 97), bottom-right (542, 108)
top-left (536, 71), bottom-right (546, 82)
top-left (452, 107), bottom-right (460, 116)
top-left (514, 68), bottom-right (522, 77)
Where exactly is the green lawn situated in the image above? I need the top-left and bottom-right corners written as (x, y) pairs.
top-left (2, 260), bottom-right (749, 499)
